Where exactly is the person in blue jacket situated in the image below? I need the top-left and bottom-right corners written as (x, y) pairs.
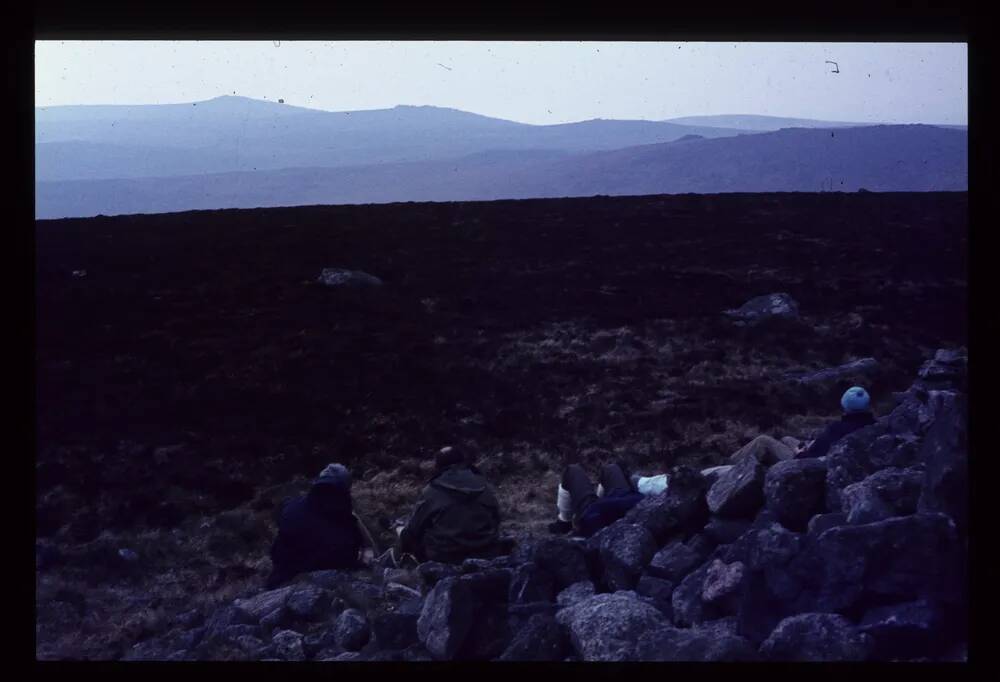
top-left (547, 461), bottom-right (668, 537)
top-left (795, 386), bottom-right (877, 458)
top-left (266, 463), bottom-right (376, 589)
top-left (728, 386), bottom-right (877, 465)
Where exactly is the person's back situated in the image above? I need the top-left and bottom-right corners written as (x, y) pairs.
top-left (267, 463), bottom-right (364, 588)
top-left (399, 447), bottom-right (501, 564)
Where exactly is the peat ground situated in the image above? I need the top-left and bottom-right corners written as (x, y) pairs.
top-left (35, 192), bottom-right (967, 658)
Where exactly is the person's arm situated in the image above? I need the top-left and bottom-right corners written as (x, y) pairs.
top-left (398, 498), bottom-right (435, 556)
top-left (352, 512), bottom-right (380, 565)
top-left (801, 423), bottom-right (839, 458)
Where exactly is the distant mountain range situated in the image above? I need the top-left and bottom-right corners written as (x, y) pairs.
top-left (36, 96), bottom-right (748, 181)
top-left (35, 97), bottom-right (967, 219)
top-left (662, 113), bottom-right (965, 131)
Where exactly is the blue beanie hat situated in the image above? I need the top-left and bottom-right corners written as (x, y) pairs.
top-left (841, 386), bottom-right (870, 413)
top-left (315, 462), bottom-right (351, 488)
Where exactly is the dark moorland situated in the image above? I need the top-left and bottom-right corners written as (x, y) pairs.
top-left (35, 191), bottom-right (967, 658)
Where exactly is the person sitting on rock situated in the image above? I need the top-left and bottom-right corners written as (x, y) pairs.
top-left (266, 463), bottom-right (377, 589)
top-left (727, 386), bottom-right (876, 465)
top-left (795, 386), bottom-right (876, 458)
top-left (396, 446), bottom-right (502, 564)
top-left (547, 461), bottom-right (668, 537)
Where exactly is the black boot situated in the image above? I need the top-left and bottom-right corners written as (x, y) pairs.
top-left (547, 519), bottom-right (573, 535)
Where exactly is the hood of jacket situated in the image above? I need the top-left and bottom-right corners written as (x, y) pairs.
top-left (430, 465), bottom-right (488, 499)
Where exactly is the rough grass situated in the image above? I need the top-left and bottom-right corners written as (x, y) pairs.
top-left (35, 192), bottom-right (966, 658)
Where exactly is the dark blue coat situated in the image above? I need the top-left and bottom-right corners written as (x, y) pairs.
top-left (577, 491), bottom-right (646, 538)
top-left (799, 411), bottom-right (876, 459)
top-left (266, 483), bottom-right (363, 588)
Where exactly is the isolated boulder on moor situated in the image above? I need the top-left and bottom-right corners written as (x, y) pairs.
top-left (723, 292), bottom-right (800, 324)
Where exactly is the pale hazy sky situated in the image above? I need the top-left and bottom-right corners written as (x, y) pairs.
top-left (35, 41), bottom-right (968, 125)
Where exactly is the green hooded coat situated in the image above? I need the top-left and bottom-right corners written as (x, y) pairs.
top-left (399, 464), bottom-right (501, 563)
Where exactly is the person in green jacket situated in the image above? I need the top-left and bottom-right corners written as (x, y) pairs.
top-left (397, 445), bottom-right (502, 564)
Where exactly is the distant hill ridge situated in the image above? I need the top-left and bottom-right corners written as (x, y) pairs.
top-left (36, 123), bottom-right (967, 219)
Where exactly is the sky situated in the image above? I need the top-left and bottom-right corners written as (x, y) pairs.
top-left (35, 41), bottom-right (968, 125)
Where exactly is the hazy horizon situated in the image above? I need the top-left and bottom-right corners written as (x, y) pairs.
top-left (35, 41), bottom-right (968, 126)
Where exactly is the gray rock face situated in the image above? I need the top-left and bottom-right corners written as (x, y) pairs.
top-left (724, 522), bottom-right (804, 572)
top-left (788, 513), bottom-right (962, 614)
top-left (635, 574), bottom-right (675, 616)
top-left (759, 613), bottom-right (871, 661)
top-left (825, 424), bottom-right (917, 511)
top-left (647, 538), bottom-right (709, 583)
top-left (498, 613), bottom-right (568, 661)
top-left (917, 347), bottom-right (967, 389)
top-left (314, 646), bottom-right (349, 661)
top-left (416, 561), bottom-right (461, 590)
top-left (200, 605), bottom-right (257, 646)
top-left (316, 268), bottom-right (383, 288)
top-left (764, 458), bottom-right (828, 531)
top-left (416, 576), bottom-right (476, 660)
top-left (258, 605), bottom-right (290, 632)
top-left (371, 609), bottom-right (420, 651)
top-left (592, 521), bottom-right (657, 591)
top-left (286, 584), bottom-right (329, 620)
top-left (859, 600), bottom-right (944, 661)
top-left (271, 629), bottom-right (306, 661)
top-left (807, 512), bottom-right (847, 536)
top-left (791, 357), bottom-right (879, 384)
top-left (235, 635), bottom-right (273, 660)
top-left (233, 585), bottom-right (294, 623)
top-left (841, 467), bottom-right (923, 524)
top-left (635, 624), bottom-right (759, 661)
top-left (555, 581), bottom-right (596, 608)
top-left (304, 569), bottom-right (352, 591)
top-left (508, 601), bottom-right (558, 633)
top-left (304, 570), bottom-right (381, 611)
top-left (724, 293), bottom-right (800, 324)
top-left (917, 393), bottom-right (968, 537)
top-left (334, 608), bottom-right (369, 651)
top-left (302, 630), bottom-right (339, 659)
top-left (671, 558), bottom-right (722, 627)
top-left (702, 559), bottom-right (746, 609)
top-left (330, 651), bottom-right (362, 661)
top-left (457, 569), bottom-right (511, 604)
top-left (555, 591), bottom-right (668, 661)
top-left (707, 455), bottom-right (766, 519)
top-left (623, 466), bottom-right (708, 543)
top-left (703, 517), bottom-right (752, 545)
top-left (460, 556), bottom-right (511, 573)
top-left (511, 538), bottom-right (590, 591)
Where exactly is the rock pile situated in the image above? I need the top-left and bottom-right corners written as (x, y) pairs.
top-left (123, 348), bottom-right (967, 661)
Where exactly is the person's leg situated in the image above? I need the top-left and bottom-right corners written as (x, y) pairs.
top-left (598, 463), bottom-right (633, 498)
top-left (735, 434), bottom-right (795, 465)
top-left (561, 464), bottom-right (599, 520)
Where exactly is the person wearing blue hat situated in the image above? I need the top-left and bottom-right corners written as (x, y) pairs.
top-left (795, 386), bottom-right (877, 459)
top-left (266, 463), bottom-right (377, 588)
top-left (728, 386), bottom-right (876, 465)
